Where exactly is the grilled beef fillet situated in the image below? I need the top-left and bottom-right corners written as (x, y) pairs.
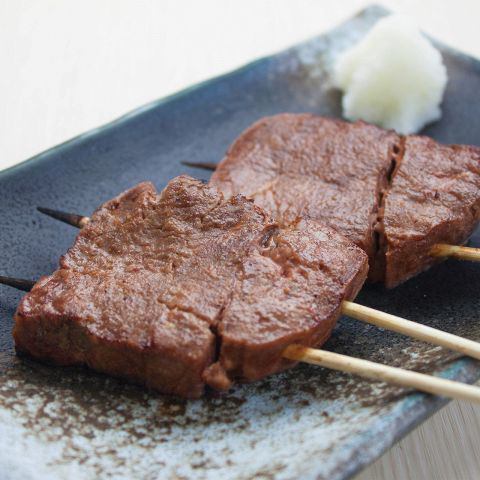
top-left (14, 176), bottom-right (368, 398)
top-left (210, 114), bottom-right (399, 269)
top-left (378, 136), bottom-right (480, 287)
top-left (210, 114), bottom-right (480, 288)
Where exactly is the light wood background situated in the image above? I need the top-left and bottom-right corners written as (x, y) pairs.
top-left (1, 1), bottom-right (480, 479)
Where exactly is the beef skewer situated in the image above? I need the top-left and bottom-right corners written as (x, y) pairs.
top-left (39, 114), bottom-right (480, 278)
top-left (4, 270), bottom-right (480, 362)
top-left (17, 203), bottom-right (480, 355)
top-left (35, 204), bottom-right (480, 359)
top-left (180, 114), bottom-right (480, 284)
top-left (13, 176), bottom-right (370, 398)
top-left (3, 275), bottom-right (480, 403)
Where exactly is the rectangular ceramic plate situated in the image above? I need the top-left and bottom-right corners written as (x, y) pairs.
top-left (1, 6), bottom-right (479, 480)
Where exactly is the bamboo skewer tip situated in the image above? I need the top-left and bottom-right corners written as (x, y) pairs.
top-left (37, 206), bottom-right (89, 228)
top-left (0, 275), bottom-right (35, 292)
top-left (181, 160), bottom-right (218, 171)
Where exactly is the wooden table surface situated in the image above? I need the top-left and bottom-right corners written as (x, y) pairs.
top-left (2, 1), bottom-right (479, 478)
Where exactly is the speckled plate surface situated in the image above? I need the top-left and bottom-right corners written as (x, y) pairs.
top-left (1, 5), bottom-right (479, 480)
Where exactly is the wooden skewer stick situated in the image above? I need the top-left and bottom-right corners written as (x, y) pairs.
top-left (430, 243), bottom-right (480, 262)
top-left (342, 301), bottom-right (480, 361)
top-left (283, 345), bottom-right (480, 404)
top-left (1, 275), bottom-right (479, 403)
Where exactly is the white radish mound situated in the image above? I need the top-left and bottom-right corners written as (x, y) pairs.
top-left (333, 15), bottom-right (448, 135)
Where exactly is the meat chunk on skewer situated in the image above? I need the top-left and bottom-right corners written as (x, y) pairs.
top-left (211, 114), bottom-right (480, 287)
top-left (14, 176), bottom-right (368, 398)
top-left (379, 136), bottom-right (480, 287)
top-left (211, 113), bottom-right (400, 269)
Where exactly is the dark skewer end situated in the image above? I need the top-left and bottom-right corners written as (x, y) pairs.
top-left (37, 206), bottom-right (88, 228)
top-left (181, 161), bottom-right (218, 171)
top-left (0, 275), bottom-right (35, 292)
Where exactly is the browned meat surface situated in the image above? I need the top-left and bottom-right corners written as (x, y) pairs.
top-left (211, 114), bottom-right (480, 287)
top-left (379, 136), bottom-right (480, 287)
top-left (206, 219), bottom-right (368, 389)
top-left (14, 176), bottom-right (368, 398)
top-left (210, 113), bottom-right (400, 271)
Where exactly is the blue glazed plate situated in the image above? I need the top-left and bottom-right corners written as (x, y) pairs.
top-left (0, 6), bottom-right (479, 480)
